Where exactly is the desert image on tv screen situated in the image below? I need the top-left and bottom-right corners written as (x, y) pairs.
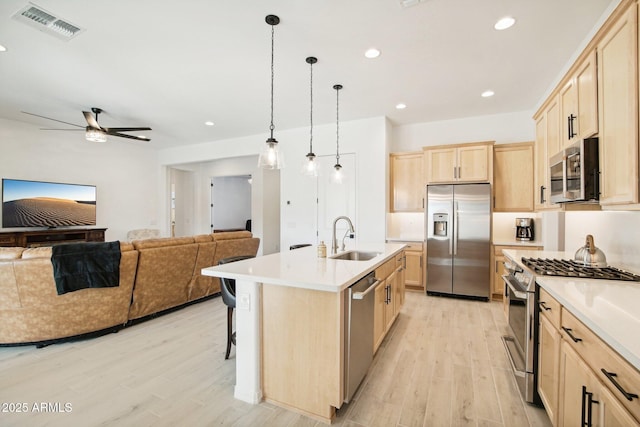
top-left (2, 179), bottom-right (96, 228)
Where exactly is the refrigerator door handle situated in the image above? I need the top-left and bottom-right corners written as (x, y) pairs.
top-left (453, 201), bottom-right (459, 255)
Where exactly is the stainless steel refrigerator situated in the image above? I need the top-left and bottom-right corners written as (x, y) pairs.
top-left (425, 183), bottom-right (490, 299)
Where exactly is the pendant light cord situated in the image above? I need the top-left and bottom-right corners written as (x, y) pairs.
top-left (309, 61), bottom-right (313, 153)
top-left (269, 24), bottom-right (275, 139)
top-left (335, 86), bottom-right (340, 165)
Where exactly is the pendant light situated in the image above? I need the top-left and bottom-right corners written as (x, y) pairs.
top-left (302, 56), bottom-right (318, 176)
top-left (258, 15), bottom-right (283, 170)
top-left (332, 84), bottom-right (344, 184)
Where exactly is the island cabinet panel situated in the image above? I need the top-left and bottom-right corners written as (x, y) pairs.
top-left (261, 284), bottom-right (344, 422)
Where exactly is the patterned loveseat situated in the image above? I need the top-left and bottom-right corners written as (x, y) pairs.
top-left (0, 231), bottom-right (260, 345)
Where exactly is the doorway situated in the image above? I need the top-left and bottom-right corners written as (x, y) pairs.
top-left (210, 175), bottom-right (252, 232)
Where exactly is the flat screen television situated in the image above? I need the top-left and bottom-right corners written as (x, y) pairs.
top-left (2, 178), bottom-right (96, 228)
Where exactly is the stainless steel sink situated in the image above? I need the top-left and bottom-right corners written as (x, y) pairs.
top-left (330, 251), bottom-right (380, 261)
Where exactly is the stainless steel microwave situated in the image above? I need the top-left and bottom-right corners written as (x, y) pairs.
top-left (549, 137), bottom-right (599, 204)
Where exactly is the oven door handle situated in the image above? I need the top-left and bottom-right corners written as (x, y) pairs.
top-left (502, 275), bottom-right (528, 300)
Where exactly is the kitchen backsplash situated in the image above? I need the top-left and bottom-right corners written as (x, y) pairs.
top-left (492, 212), bottom-right (543, 245)
top-left (564, 210), bottom-right (640, 272)
top-left (386, 212), bottom-right (424, 241)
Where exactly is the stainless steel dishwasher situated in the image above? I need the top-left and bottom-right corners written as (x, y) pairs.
top-left (344, 271), bottom-right (379, 403)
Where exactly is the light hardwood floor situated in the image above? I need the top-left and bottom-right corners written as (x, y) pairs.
top-left (0, 292), bottom-right (550, 427)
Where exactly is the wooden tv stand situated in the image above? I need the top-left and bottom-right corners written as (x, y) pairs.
top-left (0, 228), bottom-right (107, 247)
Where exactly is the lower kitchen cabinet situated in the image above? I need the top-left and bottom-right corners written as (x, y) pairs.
top-left (539, 291), bottom-right (640, 426)
top-left (403, 242), bottom-right (424, 291)
top-left (538, 289), bottom-right (562, 426)
top-left (373, 256), bottom-right (405, 353)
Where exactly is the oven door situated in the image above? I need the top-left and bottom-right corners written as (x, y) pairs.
top-left (502, 273), bottom-right (538, 403)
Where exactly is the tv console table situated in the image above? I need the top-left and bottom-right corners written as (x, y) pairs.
top-left (0, 228), bottom-right (106, 248)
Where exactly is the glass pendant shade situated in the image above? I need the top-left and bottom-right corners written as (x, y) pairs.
top-left (258, 137), bottom-right (283, 170)
top-left (302, 152), bottom-right (318, 176)
top-left (331, 163), bottom-right (344, 184)
top-left (85, 127), bottom-right (107, 142)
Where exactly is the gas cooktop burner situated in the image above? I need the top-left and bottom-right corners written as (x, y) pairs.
top-left (521, 258), bottom-right (640, 282)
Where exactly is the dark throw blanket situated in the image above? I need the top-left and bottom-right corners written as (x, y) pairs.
top-left (51, 241), bottom-right (121, 295)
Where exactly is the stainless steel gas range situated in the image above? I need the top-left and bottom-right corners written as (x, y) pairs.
top-left (501, 254), bottom-right (640, 406)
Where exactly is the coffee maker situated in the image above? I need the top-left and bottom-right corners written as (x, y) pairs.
top-left (516, 218), bottom-right (534, 241)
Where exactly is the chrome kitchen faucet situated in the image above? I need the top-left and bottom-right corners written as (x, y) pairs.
top-left (331, 216), bottom-right (355, 254)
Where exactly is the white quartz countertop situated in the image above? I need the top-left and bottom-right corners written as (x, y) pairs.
top-left (503, 249), bottom-right (640, 372)
top-left (202, 243), bottom-right (406, 293)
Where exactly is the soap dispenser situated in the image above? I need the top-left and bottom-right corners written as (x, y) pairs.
top-left (317, 241), bottom-right (327, 258)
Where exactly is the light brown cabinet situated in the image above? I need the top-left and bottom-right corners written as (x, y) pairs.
top-left (598, 2), bottom-right (639, 206)
top-left (390, 152), bottom-right (424, 212)
top-left (538, 290), bottom-right (640, 426)
top-left (559, 49), bottom-right (598, 148)
top-left (373, 256), bottom-right (405, 352)
top-left (400, 242), bottom-right (424, 291)
top-left (534, 96), bottom-right (561, 210)
top-left (424, 141), bottom-right (493, 184)
top-left (493, 142), bottom-right (534, 212)
top-left (537, 289), bottom-right (562, 426)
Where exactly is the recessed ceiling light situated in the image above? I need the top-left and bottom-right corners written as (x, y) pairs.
top-left (494, 16), bottom-right (515, 30)
top-left (204, 121), bottom-right (214, 126)
top-left (365, 48), bottom-right (381, 59)
top-left (396, 103), bottom-right (407, 109)
top-left (481, 90), bottom-right (495, 98)
top-left (0, 44), bottom-right (7, 52)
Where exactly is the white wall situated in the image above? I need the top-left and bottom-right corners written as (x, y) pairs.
top-left (158, 116), bottom-right (389, 252)
top-left (564, 211), bottom-right (640, 272)
top-left (391, 110), bottom-right (536, 152)
top-left (0, 118), bottom-right (159, 242)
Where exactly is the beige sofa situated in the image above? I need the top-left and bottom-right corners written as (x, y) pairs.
top-left (0, 231), bottom-right (260, 345)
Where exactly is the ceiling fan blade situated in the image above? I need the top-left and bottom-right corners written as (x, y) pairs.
top-left (107, 131), bottom-right (151, 142)
top-left (83, 111), bottom-right (101, 129)
top-left (22, 111), bottom-right (84, 128)
top-left (103, 127), bottom-right (152, 132)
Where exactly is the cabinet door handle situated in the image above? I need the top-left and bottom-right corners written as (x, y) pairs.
top-left (540, 185), bottom-right (546, 204)
top-left (538, 301), bottom-right (551, 311)
top-left (569, 114), bottom-right (577, 138)
top-left (601, 369), bottom-right (639, 401)
top-left (561, 327), bottom-right (582, 343)
top-left (454, 166), bottom-right (457, 179)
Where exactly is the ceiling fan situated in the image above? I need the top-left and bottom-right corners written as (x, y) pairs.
top-left (22, 107), bottom-right (152, 142)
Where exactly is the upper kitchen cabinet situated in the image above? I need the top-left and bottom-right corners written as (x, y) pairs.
top-left (598, 1), bottom-right (639, 206)
top-left (534, 96), bottom-right (561, 210)
top-left (390, 152), bottom-right (424, 212)
top-left (559, 50), bottom-right (598, 148)
top-left (424, 141), bottom-right (494, 184)
top-left (493, 142), bottom-right (534, 212)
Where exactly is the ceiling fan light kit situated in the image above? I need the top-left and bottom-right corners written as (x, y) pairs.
top-left (85, 127), bottom-right (107, 143)
top-left (23, 107), bottom-right (152, 143)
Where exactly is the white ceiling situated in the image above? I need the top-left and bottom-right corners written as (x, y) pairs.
top-left (0, 0), bottom-right (616, 149)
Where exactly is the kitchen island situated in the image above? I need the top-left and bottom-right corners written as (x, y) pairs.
top-left (201, 243), bottom-right (406, 423)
